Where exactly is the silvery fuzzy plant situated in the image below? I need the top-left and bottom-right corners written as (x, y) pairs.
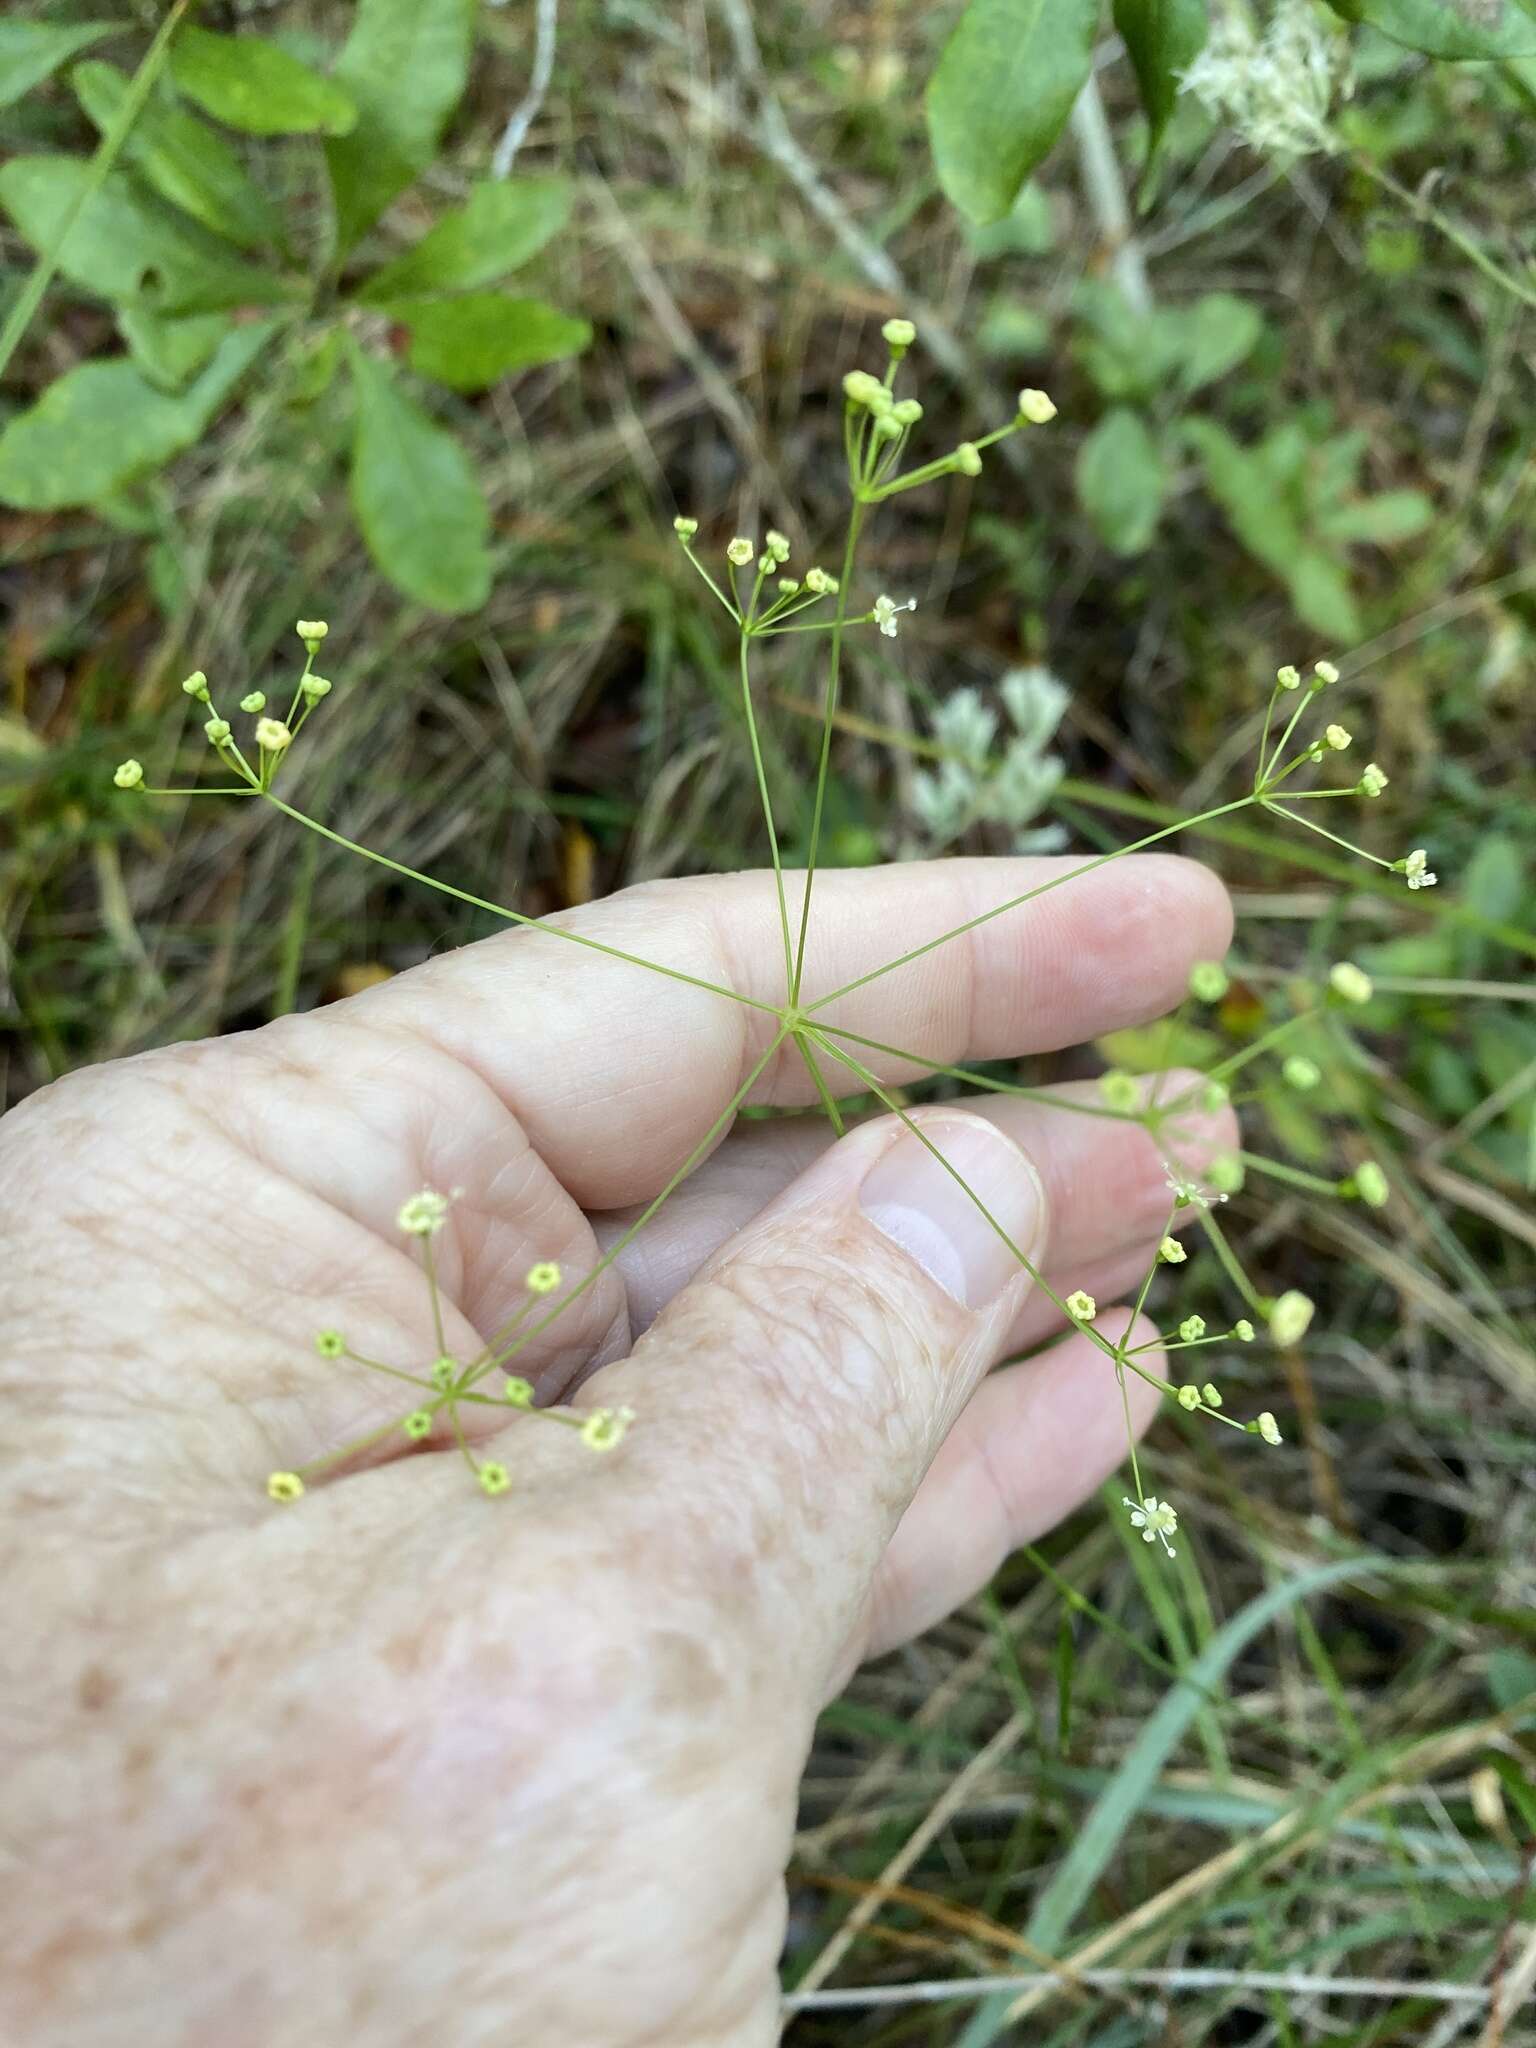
top-left (114, 321), bottom-right (1435, 1558)
top-left (910, 667), bottom-right (1070, 855)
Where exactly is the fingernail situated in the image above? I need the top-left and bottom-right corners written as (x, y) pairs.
top-left (858, 1115), bottom-right (1043, 1310)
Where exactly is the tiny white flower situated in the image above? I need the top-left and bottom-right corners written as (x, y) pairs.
top-left (1065, 1289), bottom-right (1097, 1321)
top-left (1179, 1315), bottom-right (1207, 1342)
top-left (113, 758), bottom-right (144, 789)
top-left (881, 317), bottom-right (916, 350)
top-left (1402, 847), bottom-right (1437, 891)
top-left (1159, 1235), bottom-right (1187, 1264)
top-left (726, 537), bottom-right (754, 568)
top-left (872, 594), bottom-right (916, 638)
top-left (765, 530), bottom-right (791, 563)
top-left (180, 670), bottom-right (210, 700)
top-left (1256, 1410), bottom-right (1283, 1445)
top-left (1314, 659), bottom-right (1340, 685)
top-left (1124, 1494), bottom-right (1179, 1557)
top-left (254, 717), bottom-right (291, 753)
top-left (1017, 388), bottom-right (1057, 424)
top-left (240, 691), bottom-right (266, 714)
top-left (672, 515), bottom-right (698, 540)
top-left (295, 619), bottom-right (328, 645)
top-left (204, 716), bottom-right (231, 744)
top-left (1358, 762), bottom-right (1388, 797)
top-left (1176, 1384), bottom-right (1201, 1411)
top-left (1276, 664), bottom-right (1302, 691)
top-left (1233, 1320), bottom-right (1255, 1342)
top-left (1325, 724), bottom-right (1351, 751)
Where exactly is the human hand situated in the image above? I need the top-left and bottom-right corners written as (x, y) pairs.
top-left (1, 854), bottom-right (1231, 2048)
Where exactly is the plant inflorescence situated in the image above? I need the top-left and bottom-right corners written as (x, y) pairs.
top-left (115, 323), bottom-right (1440, 1557)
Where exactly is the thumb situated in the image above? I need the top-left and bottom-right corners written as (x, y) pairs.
top-left (586, 1107), bottom-right (1047, 1696)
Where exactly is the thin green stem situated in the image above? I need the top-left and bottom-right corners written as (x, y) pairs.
top-left (0, 0), bottom-right (193, 386)
top-left (257, 793), bottom-right (778, 1016)
top-left (807, 795), bottom-right (1259, 1013)
top-left (737, 630), bottom-right (795, 995)
top-left (791, 502), bottom-right (866, 1003)
top-left (810, 1020), bottom-right (1141, 1123)
top-left (796, 1029), bottom-right (847, 1136)
top-left (1262, 799), bottom-right (1396, 871)
top-left (1194, 1206), bottom-right (1264, 1315)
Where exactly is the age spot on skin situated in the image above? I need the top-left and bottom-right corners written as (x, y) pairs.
top-left (76, 1663), bottom-right (116, 1712)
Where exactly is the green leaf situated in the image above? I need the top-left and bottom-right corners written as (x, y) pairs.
top-left (354, 178), bottom-right (573, 304)
top-left (391, 295), bottom-right (590, 391)
top-left (0, 20), bottom-right (119, 108)
top-left (955, 1556), bottom-right (1406, 2047)
top-left (1287, 548), bottom-right (1363, 642)
top-left (0, 323), bottom-right (273, 509)
top-left (926, 0), bottom-right (1098, 225)
top-left (116, 306), bottom-right (235, 390)
top-left (1176, 291), bottom-right (1263, 393)
top-left (1113, 0), bottom-right (1208, 160)
top-left (1318, 489), bottom-right (1434, 545)
top-left (1324, 0), bottom-right (1536, 58)
top-left (1076, 408), bottom-right (1166, 555)
top-left (1460, 835), bottom-right (1526, 926)
top-left (169, 26), bottom-right (358, 137)
top-left (346, 342), bottom-right (490, 614)
top-left (73, 61), bottom-right (285, 251)
top-left (325, 0), bottom-right (477, 251)
top-left (0, 156), bottom-right (303, 314)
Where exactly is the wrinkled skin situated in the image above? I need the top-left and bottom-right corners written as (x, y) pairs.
top-left (0, 856), bottom-right (1233, 2048)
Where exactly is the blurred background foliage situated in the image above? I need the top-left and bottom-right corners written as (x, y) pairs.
top-left (2, 2), bottom-right (1535, 2039)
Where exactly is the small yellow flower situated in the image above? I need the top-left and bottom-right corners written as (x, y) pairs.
top-left (1313, 659), bottom-right (1340, 685)
top-left (314, 1328), bottom-right (345, 1358)
top-left (430, 1356), bottom-right (457, 1391)
top-left (1269, 1289), bottom-right (1315, 1347)
top-left (1358, 762), bottom-right (1388, 797)
top-left (204, 716), bottom-right (231, 744)
top-left (1233, 1320), bottom-right (1255, 1343)
top-left (403, 1409), bottom-right (432, 1440)
top-left (300, 674), bottom-right (332, 703)
top-left (672, 515), bottom-right (699, 539)
top-left (398, 1189), bottom-right (450, 1237)
top-left (504, 1375), bottom-right (535, 1408)
top-left (1065, 1289), bottom-right (1097, 1322)
top-left (1179, 1315), bottom-right (1207, 1342)
top-left (295, 619), bottom-right (329, 645)
top-left (1099, 1068), bottom-right (1141, 1112)
top-left (254, 716), bottom-right (292, 753)
top-left (1325, 724), bottom-right (1351, 751)
top-left (1353, 1161), bottom-right (1389, 1208)
top-left (113, 759), bottom-right (144, 789)
top-left (1255, 1410), bottom-right (1283, 1445)
top-left (1017, 388), bottom-right (1057, 424)
top-left (1201, 1381), bottom-right (1223, 1406)
top-left (240, 691), bottom-right (266, 714)
top-left (478, 1461), bottom-right (511, 1496)
top-left (1275, 664), bottom-right (1302, 691)
top-left (580, 1405), bottom-right (635, 1452)
top-left (1329, 962), bottom-right (1373, 1005)
top-left (1188, 960), bottom-right (1229, 1002)
top-left (881, 317), bottom-right (916, 350)
top-left (1176, 1383), bottom-right (1201, 1411)
top-left (1159, 1236), bottom-right (1187, 1265)
top-left (725, 537), bottom-right (755, 568)
top-left (266, 1471), bottom-right (305, 1503)
top-left (180, 670), bottom-right (210, 700)
top-left (525, 1260), bottom-right (561, 1296)
top-left (764, 530), bottom-right (790, 563)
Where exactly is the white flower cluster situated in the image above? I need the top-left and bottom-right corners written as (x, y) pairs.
top-left (1182, 0), bottom-right (1351, 159)
top-left (910, 666), bottom-right (1068, 852)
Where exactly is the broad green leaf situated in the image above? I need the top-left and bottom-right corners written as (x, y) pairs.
top-left (116, 306), bottom-right (235, 390)
top-left (0, 21), bottom-right (118, 109)
top-left (392, 295), bottom-right (590, 391)
top-left (1287, 548), bottom-right (1363, 642)
top-left (1113, 0), bottom-right (1208, 160)
top-left (169, 26), bottom-right (357, 137)
top-left (1460, 835), bottom-right (1526, 926)
top-left (326, 0), bottom-right (477, 251)
top-left (0, 156), bottom-right (303, 314)
top-left (73, 61), bottom-right (285, 251)
top-left (346, 343), bottom-right (490, 614)
top-left (0, 323), bottom-right (273, 509)
top-left (926, 0), bottom-right (1098, 225)
top-left (1325, 0), bottom-right (1536, 58)
top-left (1176, 291), bottom-right (1263, 392)
top-left (354, 178), bottom-right (573, 304)
top-left (1185, 416), bottom-right (1304, 575)
top-left (1318, 489), bottom-right (1434, 545)
top-left (955, 1556), bottom-right (1406, 2047)
top-left (1075, 407), bottom-right (1166, 554)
